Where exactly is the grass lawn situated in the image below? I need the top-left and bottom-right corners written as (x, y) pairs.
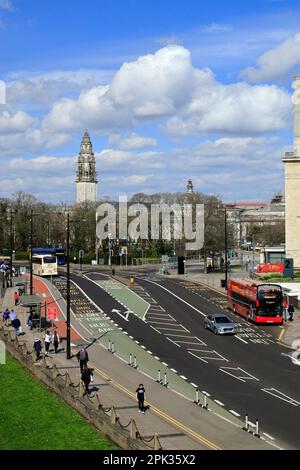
top-left (0, 354), bottom-right (118, 450)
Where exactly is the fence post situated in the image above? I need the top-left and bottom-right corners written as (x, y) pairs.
top-left (110, 406), bottom-right (119, 424)
top-left (153, 433), bottom-right (162, 450)
top-left (157, 369), bottom-right (161, 383)
top-left (194, 388), bottom-right (199, 404)
top-left (133, 356), bottom-right (137, 369)
top-left (108, 340), bottom-right (111, 352)
top-left (129, 419), bottom-right (139, 439)
top-left (163, 372), bottom-right (168, 387)
top-left (65, 373), bottom-right (72, 387)
top-left (111, 342), bottom-right (115, 354)
top-left (129, 353), bottom-right (132, 366)
top-left (95, 393), bottom-right (102, 409)
top-left (79, 380), bottom-right (84, 398)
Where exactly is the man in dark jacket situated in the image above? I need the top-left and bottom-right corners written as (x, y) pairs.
top-left (81, 364), bottom-right (93, 395)
top-left (33, 338), bottom-right (42, 361)
top-left (288, 304), bottom-right (295, 321)
top-left (136, 384), bottom-right (146, 413)
top-left (11, 317), bottom-right (21, 336)
top-left (77, 347), bottom-right (89, 372)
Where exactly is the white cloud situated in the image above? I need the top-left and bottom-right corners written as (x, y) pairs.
top-left (200, 23), bottom-right (232, 33)
top-left (0, 0), bottom-right (13, 10)
top-left (241, 33), bottom-right (300, 82)
top-left (108, 133), bottom-right (157, 150)
top-left (43, 45), bottom-right (291, 137)
top-left (0, 110), bottom-right (35, 134)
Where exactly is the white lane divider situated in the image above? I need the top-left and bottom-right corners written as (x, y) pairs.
top-left (214, 400), bottom-right (224, 406)
top-left (219, 367), bottom-right (259, 383)
top-left (261, 388), bottom-right (300, 406)
top-left (166, 337), bottom-right (181, 348)
top-left (229, 410), bottom-right (240, 417)
top-left (262, 432), bottom-right (275, 441)
top-left (188, 349), bottom-right (229, 364)
top-left (235, 335), bottom-right (248, 344)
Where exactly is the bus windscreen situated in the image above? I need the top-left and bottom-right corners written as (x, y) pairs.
top-left (257, 285), bottom-right (282, 315)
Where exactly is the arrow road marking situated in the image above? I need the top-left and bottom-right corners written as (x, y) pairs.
top-left (111, 308), bottom-right (132, 322)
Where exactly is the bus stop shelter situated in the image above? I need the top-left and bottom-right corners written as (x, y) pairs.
top-left (21, 295), bottom-right (44, 330)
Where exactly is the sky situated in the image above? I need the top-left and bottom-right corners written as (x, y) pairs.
top-left (1, 0), bottom-right (300, 203)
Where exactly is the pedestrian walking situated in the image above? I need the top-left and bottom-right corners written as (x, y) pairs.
top-left (288, 304), bottom-right (295, 321)
top-left (33, 338), bottom-right (42, 361)
top-left (77, 347), bottom-right (89, 372)
top-left (51, 330), bottom-right (60, 353)
top-left (11, 317), bottom-right (22, 336)
top-left (9, 309), bottom-right (16, 323)
top-left (14, 290), bottom-right (19, 306)
top-left (27, 313), bottom-right (33, 330)
top-left (81, 364), bottom-right (94, 395)
top-left (2, 308), bottom-right (10, 326)
top-left (44, 330), bottom-right (51, 355)
top-left (136, 384), bottom-right (146, 413)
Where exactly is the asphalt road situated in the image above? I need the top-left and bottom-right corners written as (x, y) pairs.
top-left (72, 271), bottom-right (300, 449)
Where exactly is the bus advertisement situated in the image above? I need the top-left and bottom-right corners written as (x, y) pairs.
top-left (227, 278), bottom-right (283, 324)
top-left (32, 247), bottom-right (66, 265)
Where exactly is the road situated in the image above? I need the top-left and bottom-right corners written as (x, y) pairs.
top-left (69, 269), bottom-right (300, 449)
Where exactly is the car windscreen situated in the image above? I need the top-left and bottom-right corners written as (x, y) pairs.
top-left (215, 317), bottom-right (231, 323)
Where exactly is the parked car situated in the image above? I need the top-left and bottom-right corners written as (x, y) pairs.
top-left (204, 313), bottom-right (237, 335)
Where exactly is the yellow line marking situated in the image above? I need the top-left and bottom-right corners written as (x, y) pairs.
top-left (91, 364), bottom-right (221, 450)
top-left (277, 328), bottom-right (285, 342)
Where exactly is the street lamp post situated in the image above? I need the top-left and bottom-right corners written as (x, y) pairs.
top-left (30, 209), bottom-right (33, 295)
top-left (66, 212), bottom-right (71, 359)
top-left (9, 208), bottom-right (13, 287)
top-left (224, 206), bottom-right (228, 289)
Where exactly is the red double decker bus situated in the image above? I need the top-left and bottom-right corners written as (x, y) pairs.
top-left (227, 278), bottom-right (283, 324)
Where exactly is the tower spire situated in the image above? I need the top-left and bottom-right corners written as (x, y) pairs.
top-left (76, 130), bottom-right (98, 204)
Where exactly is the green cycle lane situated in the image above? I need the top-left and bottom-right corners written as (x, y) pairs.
top-left (94, 279), bottom-right (150, 320)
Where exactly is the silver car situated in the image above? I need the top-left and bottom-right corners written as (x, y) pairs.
top-left (204, 313), bottom-right (237, 335)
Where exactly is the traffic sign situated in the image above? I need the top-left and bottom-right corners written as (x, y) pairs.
top-left (284, 258), bottom-right (294, 278)
top-left (47, 307), bottom-right (57, 321)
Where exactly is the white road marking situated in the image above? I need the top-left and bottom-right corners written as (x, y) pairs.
top-left (229, 410), bottom-right (240, 417)
top-left (149, 325), bottom-right (162, 334)
top-left (154, 356), bottom-right (160, 360)
top-left (171, 368), bottom-right (177, 373)
top-left (141, 345), bottom-right (146, 349)
top-left (179, 324), bottom-right (190, 332)
top-left (147, 350), bottom-right (152, 354)
top-left (147, 313), bottom-right (170, 317)
top-left (148, 321), bottom-right (177, 326)
top-left (261, 388), bottom-right (300, 406)
top-left (235, 335), bottom-right (248, 344)
top-left (214, 400), bottom-right (224, 406)
top-left (162, 362), bottom-right (168, 366)
top-left (263, 432), bottom-right (275, 440)
top-left (191, 382), bottom-right (198, 388)
top-left (180, 375), bottom-right (188, 380)
top-left (194, 336), bottom-right (207, 345)
top-left (140, 278), bottom-right (206, 317)
top-left (175, 340), bottom-right (203, 345)
top-left (189, 349), bottom-right (229, 362)
top-left (165, 333), bottom-right (195, 338)
top-left (155, 327), bottom-right (188, 332)
top-left (166, 337), bottom-right (181, 348)
top-left (135, 340), bottom-right (140, 344)
top-left (219, 367), bottom-right (259, 382)
top-left (201, 391), bottom-right (211, 397)
top-left (188, 351), bottom-right (208, 363)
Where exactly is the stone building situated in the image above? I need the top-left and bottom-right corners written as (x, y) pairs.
top-left (282, 76), bottom-right (300, 269)
top-left (76, 130), bottom-right (98, 204)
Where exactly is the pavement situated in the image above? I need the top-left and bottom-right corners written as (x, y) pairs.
top-left (0, 275), bottom-right (275, 451)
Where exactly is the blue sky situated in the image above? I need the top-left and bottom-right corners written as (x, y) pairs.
top-left (1, 0), bottom-right (300, 203)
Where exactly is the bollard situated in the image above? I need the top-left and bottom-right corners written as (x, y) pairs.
top-left (244, 413), bottom-right (249, 431)
top-left (163, 372), bottom-right (168, 387)
top-left (157, 369), bottom-right (161, 383)
top-left (202, 392), bottom-right (208, 409)
top-left (129, 353), bottom-right (132, 366)
top-left (153, 433), bottom-right (162, 450)
top-left (108, 340), bottom-right (111, 352)
top-left (111, 342), bottom-right (115, 354)
top-left (255, 418), bottom-right (259, 437)
top-left (194, 388), bottom-right (199, 404)
top-left (110, 406), bottom-right (119, 424)
top-left (129, 419), bottom-right (139, 439)
top-left (133, 356), bottom-right (137, 369)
